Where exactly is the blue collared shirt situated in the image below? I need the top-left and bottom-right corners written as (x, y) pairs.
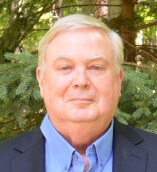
top-left (40, 114), bottom-right (114, 172)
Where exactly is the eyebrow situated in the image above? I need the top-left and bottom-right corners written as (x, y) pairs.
top-left (53, 55), bottom-right (107, 61)
top-left (87, 55), bottom-right (107, 61)
top-left (54, 55), bottom-right (72, 60)
top-left (53, 56), bottom-right (72, 64)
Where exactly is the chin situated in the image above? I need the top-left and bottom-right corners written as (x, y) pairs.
top-left (67, 109), bottom-right (97, 123)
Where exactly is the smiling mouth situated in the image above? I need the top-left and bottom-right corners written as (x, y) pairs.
top-left (68, 98), bottom-right (94, 104)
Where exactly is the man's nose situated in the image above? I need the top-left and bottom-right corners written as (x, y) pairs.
top-left (72, 68), bottom-right (90, 88)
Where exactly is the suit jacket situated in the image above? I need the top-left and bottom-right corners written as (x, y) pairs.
top-left (0, 119), bottom-right (157, 172)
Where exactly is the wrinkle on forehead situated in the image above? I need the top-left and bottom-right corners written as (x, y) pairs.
top-left (44, 28), bottom-right (115, 67)
top-left (44, 28), bottom-right (112, 57)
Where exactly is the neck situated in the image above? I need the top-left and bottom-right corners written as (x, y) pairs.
top-left (51, 119), bottom-right (111, 155)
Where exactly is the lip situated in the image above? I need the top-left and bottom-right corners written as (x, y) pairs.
top-left (69, 98), bottom-right (93, 101)
top-left (68, 98), bottom-right (94, 104)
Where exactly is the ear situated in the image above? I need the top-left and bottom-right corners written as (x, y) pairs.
top-left (119, 68), bottom-right (124, 82)
top-left (36, 67), bottom-right (44, 98)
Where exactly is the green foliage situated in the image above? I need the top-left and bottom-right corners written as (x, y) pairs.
top-left (22, 11), bottom-right (52, 52)
top-left (0, 0), bottom-right (157, 140)
top-left (116, 65), bottom-right (157, 134)
top-left (0, 52), bottom-right (45, 140)
top-left (136, 0), bottom-right (157, 22)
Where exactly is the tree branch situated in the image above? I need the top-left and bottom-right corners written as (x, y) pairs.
top-left (123, 62), bottom-right (157, 69)
top-left (53, 3), bottom-right (121, 10)
top-left (123, 39), bottom-right (157, 63)
top-left (132, 0), bottom-right (138, 4)
top-left (0, 118), bottom-right (16, 128)
top-left (137, 20), bottom-right (157, 30)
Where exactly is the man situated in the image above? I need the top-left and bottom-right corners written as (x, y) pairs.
top-left (0, 14), bottom-right (157, 172)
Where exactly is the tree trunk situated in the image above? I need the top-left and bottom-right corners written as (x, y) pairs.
top-left (121, 0), bottom-right (138, 62)
top-left (0, 14), bottom-right (39, 63)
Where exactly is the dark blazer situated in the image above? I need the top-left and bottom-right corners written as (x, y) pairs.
top-left (0, 119), bottom-right (157, 172)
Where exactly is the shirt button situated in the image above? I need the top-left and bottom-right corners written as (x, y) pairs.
top-left (64, 166), bottom-right (67, 171)
top-left (89, 147), bottom-right (92, 152)
top-left (100, 162), bottom-right (104, 167)
top-left (89, 145), bottom-right (96, 152)
top-left (72, 154), bottom-right (78, 161)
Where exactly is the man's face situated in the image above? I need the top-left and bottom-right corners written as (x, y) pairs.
top-left (37, 28), bottom-right (123, 128)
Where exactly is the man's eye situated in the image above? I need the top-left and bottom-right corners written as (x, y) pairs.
top-left (60, 66), bottom-right (71, 70)
top-left (91, 65), bottom-right (102, 70)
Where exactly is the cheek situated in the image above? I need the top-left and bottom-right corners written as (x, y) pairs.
top-left (97, 79), bottom-right (120, 117)
top-left (95, 74), bottom-right (114, 91)
top-left (43, 74), bottom-right (72, 101)
top-left (95, 75), bottom-right (120, 102)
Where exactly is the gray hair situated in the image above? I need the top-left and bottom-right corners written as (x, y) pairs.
top-left (38, 14), bottom-right (124, 73)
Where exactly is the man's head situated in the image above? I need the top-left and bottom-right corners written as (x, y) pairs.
top-left (38, 14), bottom-right (124, 74)
top-left (37, 14), bottom-right (124, 135)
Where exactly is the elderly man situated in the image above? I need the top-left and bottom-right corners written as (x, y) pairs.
top-left (0, 14), bottom-right (157, 172)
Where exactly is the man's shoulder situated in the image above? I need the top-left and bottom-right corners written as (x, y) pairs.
top-left (0, 127), bottom-right (44, 157)
top-left (128, 123), bottom-right (157, 152)
top-left (129, 124), bottom-right (157, 140)
top-left (114, 120), bottom-right (157, 153)
top-left (114, 119), bottom-right (157, 171)
top-left (0, 127), bottom-right (45, 172)
top-left (114, 118), bottom-right (157, 146)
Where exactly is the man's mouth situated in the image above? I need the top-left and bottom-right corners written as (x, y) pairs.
top-left (68, 98), bottom-right (94, 104)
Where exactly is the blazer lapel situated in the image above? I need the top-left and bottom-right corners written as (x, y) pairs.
top-left (113, 119), bottom-right (147, 172)
top-left (11, 128), bottom-right (45, 172)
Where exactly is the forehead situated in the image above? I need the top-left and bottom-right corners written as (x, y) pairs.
top-left (45, 28), bottom-right (114, 63)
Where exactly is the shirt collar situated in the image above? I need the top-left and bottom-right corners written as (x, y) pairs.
top-left (93, 119), bottom-right (114, 166)
top-left (40, 114), bottom-right (75, 171)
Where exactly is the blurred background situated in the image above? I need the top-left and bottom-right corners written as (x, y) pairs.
top-left (0, 0), bottom-right (157, 140)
